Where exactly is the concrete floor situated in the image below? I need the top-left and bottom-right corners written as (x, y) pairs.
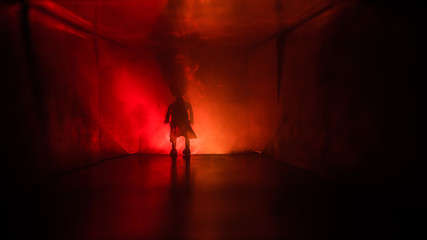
top-left (3, 154), bottom-right (415, 239)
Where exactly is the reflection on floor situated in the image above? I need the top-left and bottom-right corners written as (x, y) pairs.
top-left (6, 154), bottom-right (404, 239)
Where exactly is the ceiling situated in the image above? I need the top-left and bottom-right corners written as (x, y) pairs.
top-left (28, 0), bottom-right (337, 49)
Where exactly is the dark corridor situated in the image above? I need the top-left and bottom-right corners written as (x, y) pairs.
top-left (1, 0), bottom-right (426, 239)
top-left (1, 154), bottom-right (398, 239)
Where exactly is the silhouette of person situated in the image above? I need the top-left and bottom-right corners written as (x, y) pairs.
top-left (164, 96), bottom-right (196, 156)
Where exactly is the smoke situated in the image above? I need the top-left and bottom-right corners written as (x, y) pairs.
top-left (142, 0), bottom-right (278, 153)
top-left (26, 0), bottom-right (280, 156)
top-left (185, 42), bottom-right (278, 154)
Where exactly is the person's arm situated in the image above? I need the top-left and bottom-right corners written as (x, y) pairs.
top-left (188, 103), bottom-right (194, 125)
top-left (164, 106), bottom-right (171, 124)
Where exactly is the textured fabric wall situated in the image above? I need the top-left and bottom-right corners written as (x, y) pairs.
top-left (265, 1), bottom-right (426, 192)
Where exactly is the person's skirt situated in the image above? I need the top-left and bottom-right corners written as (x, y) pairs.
top-left (170, 123), bottom-right (196, 142)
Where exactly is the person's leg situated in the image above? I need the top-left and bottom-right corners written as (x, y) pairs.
top-left (170, 126), bottom-right (177, 156)
top-left (183, 137), bottom-right (191, 155)
top-left (171, 136), bottom-right (177, 150)
top-left (170, 136), bottom-right (177, 156)
top-left (186, 137), bottom-right (190, 149)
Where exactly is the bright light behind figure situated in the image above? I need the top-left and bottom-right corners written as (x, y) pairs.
top-left (27, 0), bottom-right (279, 155)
